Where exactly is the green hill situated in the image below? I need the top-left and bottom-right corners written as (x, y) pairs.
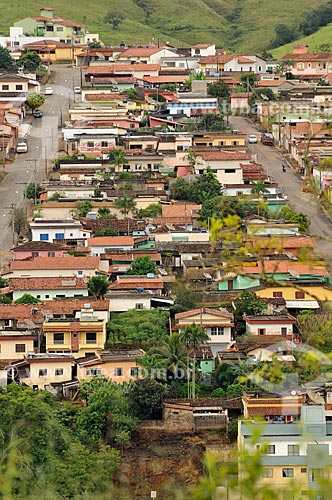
top-left (0, 0), bottom-right (328, 52)
top-left (272, 24), bottom-right (332, 59)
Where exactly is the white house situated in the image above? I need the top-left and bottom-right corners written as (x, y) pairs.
top-left (243, 313), bottom-right (296, 339)
top-left (191, 44), bottom-right (216, 58)
top-left (195, 150), bottom-right (250, 185)
top-left (30, 218), bottom-right (90, 244)
top-left (87, 236), bottom-right (134, 256)
top-left (9, 277), bottom-right (89, 302)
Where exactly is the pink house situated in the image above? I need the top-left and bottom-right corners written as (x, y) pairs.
top-left (12, 241), bottom-right (69, 260)
top-left (230, 92), bottom-right (252, 112)
top-left (280, 45), bottom-right (332, 83)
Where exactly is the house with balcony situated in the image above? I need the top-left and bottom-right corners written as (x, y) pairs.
top-left (14, 8), bottom-right (88, 45)
top-left (280, 44), bottom-right (332, 83)
top-left (76, 349), bottom-right (145, 383)
top-left (175, 307), bottom-right (234, 354)
top-left (44, 306), bottom-right (107, 357)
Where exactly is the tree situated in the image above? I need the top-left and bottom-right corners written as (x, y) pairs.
top-left (26, 92), bottom-right (45, 111)
top-left (170, 177), bottom-right (193, 201)
top-left (197, 113), bottom-right (225, 132)
top-left (95, 226), bottom-right (117, 236)
top-left (240, 72), bottom-right (257, 90)
top-left (75, 200), bottom-right (92, 218)
top-left (0, 46), bottom-right (15, 70)
top-left (234, 291), bottom-right (266, 335)
top-left (121, 88), bottom-right (139, 100)
top-left (14, 293), bottom-right (41, 304)
top-left (276, 206), bottom-right (309, 233)
top-left (269, 24), bottom-right (297, 49)
top-left (297, 311), bottom-right (332, 352)
top-left (136, 203), bottom-right (162, 218)
top-left (128, 378), bottom-right (176, 420)
top-left (250, 180), bottom-right (270, 197)
top-left (98, 207), bottom-right (118, 219)
top-left (113, 196), bottom-right (137, 218)
top-left (126, 256), bottom-right (157, 275)
top-left (207, 80), bottom-right (230, 98)
top-left (190, 168), bottom-right (221, 204)
top-left (16, 50), bottom-right (41, 71)
top-left (185, 70), bottom-right (206, 89)
top-left (179, 323), bottom-right (209, 399)
top-left (88, 275), bottom-right (109, 299)
top-left (107, 149), bottom-right (128, 172)
top-left (0, 277), bottom-right (8, 288)
top-left (10, 208), bottom-right (28, 237)
top-left (92, 187), bottom-right (103, 198)
top-left (171, 284), bottom-right (196, 313)
top-left (25, 182), bottom-right (42, 201)
top-left (149, 332), bottom-right (187, 379)
top-left (104, 12), bottom-right (125, 29)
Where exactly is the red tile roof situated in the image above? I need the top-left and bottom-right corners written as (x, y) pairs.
top-left (120, 47), bottom-right (168, 57)
top-left (86, 64), bottom-right (160, 74)
top-left (196, 150), bottom-right (251, 161)
top-left (9, 277), bottom-right (88, 291)
top-left (192, 44), bottom-right (214, 49)
top-left (87, 236), bottom-right (134, 246)
top-left (9, 256), bottom-right (100, 270)
top-left (258, 79), bottom-right (286, 87)
top-left (109, 277), bottom-right (163, 289)
top-left (162, 203), bottom-right (201, 218)
top-left (175, 307), bottom-right (233, 320)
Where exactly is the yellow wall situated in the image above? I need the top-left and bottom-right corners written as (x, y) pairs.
top-left (0, 338), bottom-right (34, 360)
top-left (256, 286), bottom-right (332, 302)
top-left (21, 360), bottom-right (73, 389)
top-left (77, 359), bottom-right (140, 383)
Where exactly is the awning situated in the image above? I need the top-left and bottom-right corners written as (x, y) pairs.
top-left (285, 300), bottom-right (320, 309)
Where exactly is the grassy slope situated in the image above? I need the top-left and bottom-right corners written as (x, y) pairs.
top-left (272, 24), bottom-right (332, 59)
top-left (0, 0), bottom-right (327, 52)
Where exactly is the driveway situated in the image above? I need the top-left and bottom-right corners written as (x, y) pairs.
top-left (228, 115), bottom-right (332, 259)
top-left (0, 65), bottom-right (81, 263)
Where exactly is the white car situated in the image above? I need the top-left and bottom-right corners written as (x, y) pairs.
top-left (74, 86), bottom-right (81, 94)
top-left (45, 87), bottom-right (53, 95)
top-left (248, 134), bottom-right (258, 144)
top-left (16, 142), bottom-right (28, 153)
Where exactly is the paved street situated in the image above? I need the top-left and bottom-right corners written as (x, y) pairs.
top-left (0, 65), bottom-right (81, 263)
top-left (229, 116), bottom-right (332, 260)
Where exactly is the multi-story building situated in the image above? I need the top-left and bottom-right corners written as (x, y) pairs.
top-left (238, 405), bottom-right (332, 499)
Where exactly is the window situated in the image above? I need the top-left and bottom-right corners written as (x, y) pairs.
top-left (15, 344), bottom-right (26, 353)
top-left (273, 291), bottom-right (283, 298)
top-left (87, 141), bottom-right (94, 148)
top-left (301, 468), bottom-right (307, 473)
top-left (281, 327), bottom-right (287, 338)
top-left (40, 234), bottom-right (49, 241)
top-left (130, 367), bottom-right (138, 377)
top-left (101, 141), bottom-right (108, 147)
top-left (56, 26), bottom-right (64, 31)
top-left (288, 445), bottom-right (299, 456)
top-left (114, 368), bottom-right (123, 376)
top-left (77, 270), bottom-right (83, 276)
top-left (39, 369), bottom-right (48, 377)
top-left (224, 168), bottom-right (236, 173)
top-left (46, 25), bottom-right (54, 31)
top-left (54, 333), bottom-right (64, 344)
top-left (282, 468), bottom-right (294, 477)
top-left (86, 332), bottom-right (97, 344)
top-left (136, 303), bottom-right (144, 310)
top-left (295, 291), bottom-right (305, 299)
top-left (311, 469), bottom-right (325, 481)
top-left (258, 328), bottom-right (266, 336)
top-left (48, 252), bottom-right (55, 257)
top-left (210, 326), bottom-right (224, 336)
top-left (55, 233), bottom-right (64, 239)
top-left (55, 368), bottom-right (63, 376)
top-left (266, 445), bottom-right (275, 454)
top-left (16, 85), bottom-right (23, 90)
top-left (135, 164), bottom-right (142, 170)
top-left (262, 468), bottom-right (273, 478)
top-left (86, 368), bottom-right (101, 376)
top-left (32, 251), bottom-right (39, 257)
top-left (45, 294), bottom-right (49, 299)
top-left (153, 163), bottom-right (160, 170)
top-left (2, 84), bottom-right (9, 90)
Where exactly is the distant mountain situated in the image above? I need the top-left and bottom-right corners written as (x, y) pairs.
top-left (1, 0), bottom-right (328, 53)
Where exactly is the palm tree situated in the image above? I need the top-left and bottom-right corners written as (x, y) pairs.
top-left (107, 148), bottom-right (128, 172)
top-left (179, 323), bottom-right (209, 399)
top-left (250, 180), bottom-right (270, 197)
top-left (149, 333), bottom-right (187, 379)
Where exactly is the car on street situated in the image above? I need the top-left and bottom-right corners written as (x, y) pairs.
top-left (74, 86), bottom-right (81, 94)
top-left (45, 87), bottom-right (53, 95)
top-left (16, 142), bottom-right (28, 153)
top-left (248, 134), bottom-right (258, 144)
top-left (33, 109), bottom-right (43, 118)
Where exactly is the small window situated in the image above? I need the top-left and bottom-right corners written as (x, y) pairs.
top-left (40, 234), bottom-right (49, 241)
top-left (114, 368), bottom-right (123, 376)
top-left (301, 468), bottom-right (307, 473)
top-left (86, 368), bottom-right (101, 376)
top-left (56, 26), bottom-right (64, 31)
top-left (211, 326), bottom-right (224, 336)
top-left (86, 332), bottom-right (97, 344)
top-left (101, 141), bottom-right (108, 147)
top-left (136, 303), bottom-right (143, 310)
top-left (311, 469), bottom-right (325, 481)
top-left (288, 445), bottom-right (299, 456)
top-left (282, 468), bottom-right (294, 477)
top-left (262, 468), bottom-right (273, 478)
top-left (15, 344), bottom-right (26, 353)
top-left (130, 367), bottom-right (138, 377)
top-left (2, 85), bottom-right (9, 90)
top-left (53, 333), bottom-right (64, 345)
top-left (32, 251), bottom-right (39, 257)
top-left (224, 168), bottom-right (236, 173)
top-left (55, 233), bottom-right (64, 239)
top-left (135, 164), bottom-right (142, 170)
top-left (55, 368), bottom-right (63, 376)
top-left (45, 294), bottom-right (49, 299)
top-left (38, 369), bottom-right (47, 377)
top-left (48, 252), bottom-right (55, 257)
top-left (46, 25), bottom-right (54, 31)
top-left (258, 328), bottom-right (266, 336)
top-left (266, 445), bottom-right (275, 454)
top-left (77, 270), bottom-right (83, 276)
top-left (273, 291), bottom-right (283, 298)
top-left (87, 141), bottom-right (94, 148)
top-left (16, 85), bottom-right (23, 90)
top-left (295, 291), bottom-right (305, 299)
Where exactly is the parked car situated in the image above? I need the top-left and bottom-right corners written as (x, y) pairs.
top-left (74, 86), bottom-right (81, 94)
top-left (33, 109), bottom-right (43, 118)
top-left (16, 142), bottom-right (28, 153)
top-left (45, 87), bottom-right (53, 95)
top-left (248, 134), bottom-right (257, 144)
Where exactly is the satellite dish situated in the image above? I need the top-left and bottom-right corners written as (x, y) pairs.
top-left (291, 390), bottom-right (297, 396)
top-left (147, 273), bottom-right (155, 278)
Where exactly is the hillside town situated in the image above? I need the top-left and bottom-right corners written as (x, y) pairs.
top-left (2, 6), bottom-right (332, 500)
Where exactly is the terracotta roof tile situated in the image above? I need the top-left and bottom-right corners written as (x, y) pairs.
top-left (87, 236), bottom-right (134, 246)
top-left (175, 307), bottom-right (233, 320)
top-left (9, 256), bottom-right (100, 270)
top-left (120, 47), bottom-right (168, 57)
top-left (9, 277), bottom-right (88, 291)
top-left (196, 150), bottom-right (251, 161)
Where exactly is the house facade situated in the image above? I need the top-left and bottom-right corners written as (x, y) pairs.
top-left (244, 313), bottom-right (297, 339)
